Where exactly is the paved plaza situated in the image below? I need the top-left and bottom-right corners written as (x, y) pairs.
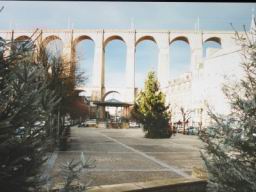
top-left (48, 126), bottom-right (205, 187)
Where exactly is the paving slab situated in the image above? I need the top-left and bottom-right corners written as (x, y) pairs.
top-left (48, 127), bottom-right (205, 187)
top-left (52, 151), bottom-right (164, 171)
top-left (49, 171), bottom-right (182, 187)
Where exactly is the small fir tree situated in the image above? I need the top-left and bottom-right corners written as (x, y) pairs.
top-left (0, 34), bottom-right (60, 191)
top-left (132, 71), bottom-right (171, 138)
top-left (0, 26), bottom-right (87, 191)
top-left (200, 25), bottom-right (256, 191)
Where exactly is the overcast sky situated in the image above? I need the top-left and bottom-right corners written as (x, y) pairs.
top-left (0, 2), bottom-right (255, 88)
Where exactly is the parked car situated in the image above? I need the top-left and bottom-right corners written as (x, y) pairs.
top-left (85, 119), bottom-right (97, 127)
top-left (129, 121), bottom-right (140, 128)
top-left (186, 126), bottom-right (199, 135)
top-left (177, 127), bottom-right (184, 133)
top-left (78, 119), bottom-right (97, 128)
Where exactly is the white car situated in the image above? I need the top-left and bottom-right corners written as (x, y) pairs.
top-left (129, 121), bottom-right (140, 128)
top-left (85, 119), bottom-right (97, 127)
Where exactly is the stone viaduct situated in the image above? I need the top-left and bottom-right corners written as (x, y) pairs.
top-left (0, 29), bottom-right (237, 104)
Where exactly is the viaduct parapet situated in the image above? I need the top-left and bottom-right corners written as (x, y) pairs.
top-left (0, 29), bottom-right (239, 103)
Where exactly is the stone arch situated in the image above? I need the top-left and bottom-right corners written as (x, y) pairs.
top-left (42, 35), bottom-right (62, 47)
top-left (204, 37), bottom-right (221, 45)
top-left (102, 90), bottom-right (120, 101)
top-left (136, 35), bottom-right (157, 47)
top-left (72, 35), bottom-right (94, 57)
top-left (203, 37), bottom-right (222, 57)
top-left (170, 36), bottom-right (190, 45)
top-left (73, 35), bottom-right (95, 86)
top-left (73, 35), bottom-right (94, 47)
top-left (15, 35), bottom-right (31, 42)
top-left (104, 35), bottom-right (127, 88)
top-left (42, 35), bottom-right (63, 58)
top-left (135, 35), bottom-right (158, 88)
top-left (103, 90), bottom-right (124, 120)
top-left (104, 35), bottom-right (126, 48)
top-left (12, 35), bottom-right (33, 51)
top-left (169, 36), bottom-right (191, 79)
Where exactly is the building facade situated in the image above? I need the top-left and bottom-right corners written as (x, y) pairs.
top-left (167, 17), bottom-right (256, 128)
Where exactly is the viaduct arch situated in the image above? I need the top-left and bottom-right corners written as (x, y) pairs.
top-left (0, 29), bottom-right (238, 104)
top-left (104, 35), bottom-right (126, 89)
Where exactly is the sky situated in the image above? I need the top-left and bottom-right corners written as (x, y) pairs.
top-left (0, 1), bottom-right (255, 88)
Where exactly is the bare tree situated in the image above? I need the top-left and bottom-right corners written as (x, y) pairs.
top-left (180, 107), bottom-right (191, 134)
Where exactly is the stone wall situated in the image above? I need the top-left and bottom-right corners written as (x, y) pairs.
top-left (87, 177), bottom-right (207, 192)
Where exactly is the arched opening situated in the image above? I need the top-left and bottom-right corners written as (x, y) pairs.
top-left (42, 36), bottom-right (63, 75)
top-left (203, 37), bottom-right (222, 58)
top-left (135, 36), bottom-right (156, 47)
top-left (104, 35), bottom-right (124, 47)
top-left (74, 36), bottom-right (95, 86)
top-left (169, 36), bottom-right (191, 80)
top-left (102, 90), bottom-right (119, 101)
top-left (14, 36), bottom-right (33, 52)
top-left (135, 36), bottom-right (158, 89)
top-left (104, 36), bottom-right (126, 88)
top-left (15, 35), bottom-right (31, 42)
top-left (104, 91), bottom-right (123, 121)
top-left (43, 35), bottom-right (63, 59)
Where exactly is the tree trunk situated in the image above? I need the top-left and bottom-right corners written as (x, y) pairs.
top-left (183, 117), bottom-right (186, 135)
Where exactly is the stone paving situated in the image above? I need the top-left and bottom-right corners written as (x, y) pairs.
top-left (48, 126), bottom-right (205, 187)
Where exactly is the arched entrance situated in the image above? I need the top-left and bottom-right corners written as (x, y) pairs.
top-left (43, 35), bottom-right (63, 60)
top-left (93, 90), bottom-right (132, 128)
top-left (203, 37), bottom-right (222, 58)
top-left (104, 35), bottom-right (126, 89)
top-left (73, 35), bottom-right (95, 87)
top-left (135, 36), bottom-right (158, 91)
top-left (169, 36), bottom-right (191, 79)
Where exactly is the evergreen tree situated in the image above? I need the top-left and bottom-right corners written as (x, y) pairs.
top-left (200, 25), bottom-right (256, 191)
top-left (0, 34), bottom-right (60, 191)
top-left (132, 71), bottom-right (171, 138)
